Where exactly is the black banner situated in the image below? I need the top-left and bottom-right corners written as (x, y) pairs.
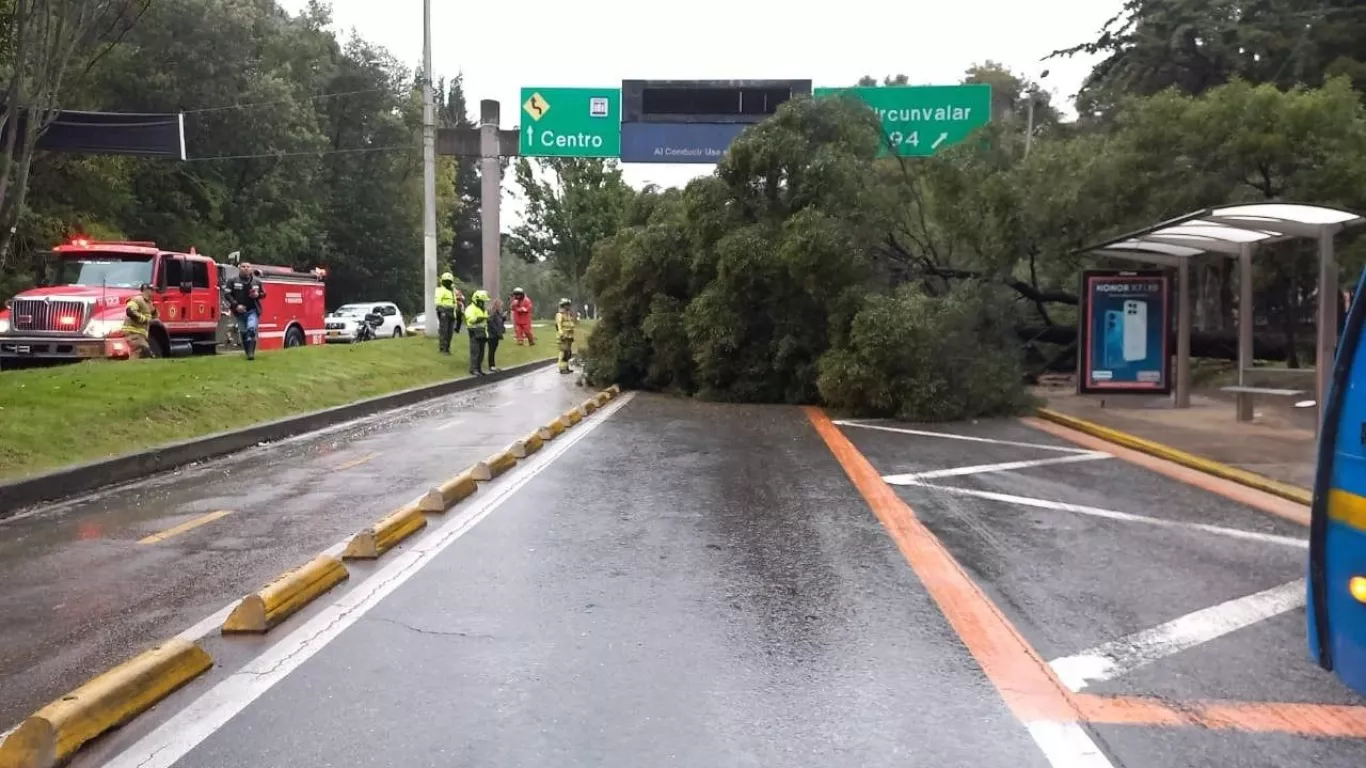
top-left (8, 108), bottom-right (184, 159)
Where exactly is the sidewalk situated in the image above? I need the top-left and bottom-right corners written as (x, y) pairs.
top-left (1035, 379), bottom-right (1317, 490)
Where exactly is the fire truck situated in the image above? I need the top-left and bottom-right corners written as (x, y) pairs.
top-left (0, 238), bottom-right (328, 362)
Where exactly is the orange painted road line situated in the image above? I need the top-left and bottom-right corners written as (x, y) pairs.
top-left (333, 452), bottom-right (381, 472)
top-left (138, 510), bottom-right (232, 544)
top-left (1022, 417), bottom-right (1310, 527)
top-left (1076, 694), bottom-right (1366, 738)
top-left (804, 407), bottom-right (1080, 723)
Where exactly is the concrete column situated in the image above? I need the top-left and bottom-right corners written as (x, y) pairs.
top-left (1316, 227), bottom-right (1339, 434)
top-left (419, 1), bottom-right (437, 336)
top-left (1237, 245), bottom-right (1255, 421)
top-left (479, 100), bottom-right (502, 301)
top-left (1176, 257), bottom-right (1192, 409)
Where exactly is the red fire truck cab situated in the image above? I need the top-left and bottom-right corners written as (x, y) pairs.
top-left (0, 239), bottom-right (327, 362)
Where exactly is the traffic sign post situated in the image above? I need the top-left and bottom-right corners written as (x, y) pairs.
top-left (813, 84), bottom-right (992, 157)
top-left (519, 87), bottom-right (621, 158)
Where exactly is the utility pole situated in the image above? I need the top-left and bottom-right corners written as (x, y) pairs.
top-left (1023, 69), bottom-right (1049, 158)
top-left (479, 100), bottom-right (501, 301)
top-left (420, 0), bottom-right (438, 336)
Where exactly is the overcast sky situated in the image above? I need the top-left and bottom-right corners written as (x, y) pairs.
top-left (281, 0), bottom-right (1121, 225)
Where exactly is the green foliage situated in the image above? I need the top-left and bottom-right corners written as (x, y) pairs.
top-left (817, 282), bottom-right (1033, 421)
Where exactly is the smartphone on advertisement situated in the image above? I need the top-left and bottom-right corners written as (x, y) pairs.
top-left (1103, 310), bottom-right (1125, 369)
top-left (1122, 299), bottom-right (1148, 362)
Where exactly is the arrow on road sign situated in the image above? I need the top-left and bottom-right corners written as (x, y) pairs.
top-left (931, 132), bottom-right (948, 150)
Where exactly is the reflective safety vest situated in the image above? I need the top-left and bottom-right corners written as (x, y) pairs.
top-left (123, 295), bottom-right (155, 337)
top-left (435, 285), bottom-right (457, 309)
top-left (555, 310), bottom-right (576, 341)
top-left (464, 302), bottom-right (488, 330)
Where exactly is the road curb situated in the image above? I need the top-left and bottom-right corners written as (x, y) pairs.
top-left (0, 639), bottom-right (212, 768)
top-left (538, 417), bottom-right (567, 441)
top-left (221, 553), bottom-right (349, 633)
top-left (418, 471), bottom-right (477, 513)
top-left (510, 432), bottom-right (545, 459)
top-left (343, 504), bottom-right (427, 560)
top-left (581, 397), bottom-right (600, 415)
top-left (0, 358), bottom-right (557, 518)
top-left (472, 449), bottom-right (517, 481)
top-left (1033, 407), bottom-right (1313, 506)
top-left (562, 406), bottom-right (584, 426)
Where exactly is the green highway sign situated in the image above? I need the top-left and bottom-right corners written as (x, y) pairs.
top-left (813, 84), bottom-right (992, 157)
top-left (519, 87), bottom-right (621, 158)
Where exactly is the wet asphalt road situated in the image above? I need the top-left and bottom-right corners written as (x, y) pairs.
top-left (0, 367), bottom-right (590, 730)
top-left (20, 397), bottom-right (1366, 767)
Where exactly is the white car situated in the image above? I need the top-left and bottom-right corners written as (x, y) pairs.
top-left (324, 302), bottom-right (406, 342)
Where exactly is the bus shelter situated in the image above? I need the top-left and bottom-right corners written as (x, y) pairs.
top-left (1080, 203), bottom-right (1365, 432)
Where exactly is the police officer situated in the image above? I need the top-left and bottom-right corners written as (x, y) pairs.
top-left (464, 289), bottom-right (490, 376)
top-left (223, 263), bottom-right (266, 360)
top-left (555, 297), bottom-right (576, 374)
top-left (123, 283), bottom-right (158, 359)
top-left (435, 271), bottom-right (458, 355)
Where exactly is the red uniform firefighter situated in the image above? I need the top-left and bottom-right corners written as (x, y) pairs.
top-left (510, 287), bottom-right (535, 345)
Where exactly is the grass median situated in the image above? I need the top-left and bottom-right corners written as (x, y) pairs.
top-left (0, 322), bottom-right (593, 481)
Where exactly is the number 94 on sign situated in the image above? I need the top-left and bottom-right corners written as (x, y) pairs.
top-left (888, 130), bottom-right (920, 147)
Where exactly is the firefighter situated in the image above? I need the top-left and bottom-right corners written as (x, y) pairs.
top-left (435, 271), bottom-right (458, 355)
top-left (223, 263), bottom-right (266, 360)
top-left (123, 283), bottom-right (158, 359)
top-left (464, 289), bottom-right (490, 376)
top-left (555, 297), bottom-right (576, 374)
top-left (510, 287), bottom-right (535, 345)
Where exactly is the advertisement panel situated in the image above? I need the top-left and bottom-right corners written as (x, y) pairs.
top-left (1078, 270), bottom-right (1172, 395)
top-left (619, 122), bottom-right (748, 164)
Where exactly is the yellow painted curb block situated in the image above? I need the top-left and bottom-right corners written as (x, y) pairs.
top-left (222, 554), bottom-right (349, 633)
top-left (0, 639), bottom-right (212, 768)
top-left (594, 391), bottom-right (611, 406)
top-left (418, 471), bottom-right (478, 513)
top-left (343, 504), bottom-right (427, 560)
top-left (1034, 407), bottom-right (1313, 506)
top-left (538, 417), bottom-right (567, 441)
top-left (471, 450), bottom-right (517, 481)
top-left (510, 432), bottom-right (545, 459)
top-left (607, 384), bottom-right (621, 395)
top-left (581, 398), bottom-right (600, 415)
top-left (563, 407), bottom-right (584, 426)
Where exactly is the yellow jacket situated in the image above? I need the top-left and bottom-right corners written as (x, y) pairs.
top-left (555, 310), bottom-right (576, 341)
top-left (123, 295), bottom-right (156, 336)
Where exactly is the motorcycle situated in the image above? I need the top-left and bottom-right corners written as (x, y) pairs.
top-left (354, 312), bottom-right (383, 343)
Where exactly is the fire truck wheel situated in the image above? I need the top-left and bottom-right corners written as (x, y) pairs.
top-left (149, 333), bottom-right (168, 359)
top-left (284, 326), bottom-right (305, 349)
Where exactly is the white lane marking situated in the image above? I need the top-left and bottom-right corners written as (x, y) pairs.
top-left (833, 420), bottom-right (1096, 454)
top-left (911, 483), bottom-right (1308, 549)
top-left (432, 418), bottom-right (463, 432)
top-left (1049, 580), bottom-right (1305, 692)
top-left (1026, 721), bottom-right (1116, 768)
top-left (102, 393), bottom-right (633, 768)
top-left (883, 453), bottom-right (1111, 483)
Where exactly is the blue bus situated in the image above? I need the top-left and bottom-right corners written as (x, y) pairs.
top-left (1309, 270), bottom-right (1366, 696)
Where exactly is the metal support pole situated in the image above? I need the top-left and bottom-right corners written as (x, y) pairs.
top-left (1237, 245), bottom-right (1255, 421)
top-left (1024, 99), bottom-right (1034, 157)
top-left (479, 100), bottom-right (502, 301)
top-left (1176, 257), bottom-right (1192, 408)
top-left (1317, 227), bottom-right (1340, 434)
top-left (420, 0), bottom-right (437, 336)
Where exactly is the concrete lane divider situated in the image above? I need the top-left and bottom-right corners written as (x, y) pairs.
top-left (1033, 407), bottom-right (1312, 506)
top-left (581, 398), bottom-right (600, 416)
top-left (418, 470), bottom-right (478, 513)
top-left (510, 432), bottom-right (545, 459)
top-left (594, 391), bottom-right (611, 406)
top-left (0, 639), bottom-right (212, 768)
top-left (607, 384), bottom-right (621, 395)
top-left (343, 504), bottom-right (427, 560)
top-left (471, 449), bottom-right (517, 481)
top-left (562, 407), bottom-right (584, 426)
top-left (538, 417), bottom-right (567, 441)
top-left (221, 554), bottom-right (349, 634)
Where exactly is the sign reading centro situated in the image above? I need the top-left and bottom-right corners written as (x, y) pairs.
top-left (518, 87), bottom-right (621, 159)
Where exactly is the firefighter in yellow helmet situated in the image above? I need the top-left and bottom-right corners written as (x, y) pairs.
top-left (434, 271), bottom-right (458, 355)
top-left (122, 282), bottom-right (158, 359)
top-left (464, 289), bottom-right (491, 376)
top-left (554, 297), bottom-right (576, 374)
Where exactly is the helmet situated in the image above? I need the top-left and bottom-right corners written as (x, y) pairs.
top-left (512, 287), bottom-right (524, 295)
top-left (472, 289), bottom-right (490, 303)
top-left (440, 271), bottom-right (454, 283)
top-left (559, 297), bottom-right (571, 307)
